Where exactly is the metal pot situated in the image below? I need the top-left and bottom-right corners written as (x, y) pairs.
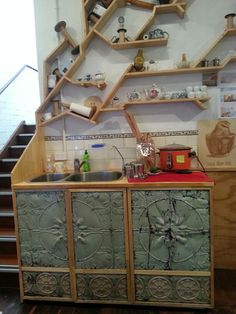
top-left (158, 144), bottom-right (195, 171)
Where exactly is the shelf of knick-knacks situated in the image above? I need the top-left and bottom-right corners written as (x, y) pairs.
top-left (100, 97), bottom-right (210, 112)
top-left (91, 0), bottom-right (186, 50)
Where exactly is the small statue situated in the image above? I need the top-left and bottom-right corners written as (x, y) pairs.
top-left (127, 89), bottom-right (142, 101)
top-left (133, 49), bottom-right (145, 72)
top-left (176, 53), bottom-right (191, 68)
top-left (111, 16), bottom-right (131, 43)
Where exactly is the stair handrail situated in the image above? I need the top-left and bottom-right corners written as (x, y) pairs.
top-left (0, 65), bottom-right (38, 95)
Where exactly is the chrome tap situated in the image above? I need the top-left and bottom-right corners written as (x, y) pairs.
top-left (74, 158), bottom-right (85, 173)
top-left (112, 145), bottom-right (125, 174)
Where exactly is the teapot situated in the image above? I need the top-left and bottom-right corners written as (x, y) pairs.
top-left (143, 28), bottom-right (169, 40)
top-left (144, 84), bottom-right (161, 99)
top-left (127, 89), bottom-right (141, 101)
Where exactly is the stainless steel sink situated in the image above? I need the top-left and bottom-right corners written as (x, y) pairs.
top-left (29, 173), bottom-right (71, 182)
top-left (65, 171), bottom-right (123, 182)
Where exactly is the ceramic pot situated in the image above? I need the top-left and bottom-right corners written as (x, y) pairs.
top-left (158, 144), bottom-right (195, 171)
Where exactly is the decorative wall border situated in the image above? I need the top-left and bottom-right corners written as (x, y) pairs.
top-left (45, 130), bottom-right (198, 141)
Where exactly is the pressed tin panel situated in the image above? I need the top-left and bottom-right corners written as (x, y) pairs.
top-left (135, 275), bottom-right (210, 304)
top-left (71, 191), bottom-right (126, 269)
top-left (76, 274), bottom-right (128, 301)
top-left (131, 190), bottom-right (210, 271)
top-left (16, 191), bottom-right (68, 267)
top-left (23, 272), bottom-right (71, 298)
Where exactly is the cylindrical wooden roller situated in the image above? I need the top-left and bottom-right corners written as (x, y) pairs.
top-left (54, 21), bottom-right (77, 47)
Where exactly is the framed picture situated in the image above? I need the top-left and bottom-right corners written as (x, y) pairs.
top-left (218, 71), bottom-right (236, 118)
top-left (198, 119), bottom-right (236, 170)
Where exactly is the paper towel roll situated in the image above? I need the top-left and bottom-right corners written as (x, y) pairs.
top-left (70, 102), bottom-right (95, 118)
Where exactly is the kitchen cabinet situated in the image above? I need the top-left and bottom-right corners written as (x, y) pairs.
top-left (13, 181), bottom-right (214, 308)
top-left (69, 189), bottom-right (130, 302)
top-left (14, 188), bottom-right (130, 303)
top-left (15, 190), bottom-right (72, 300)
top-left (128, 188), bottom-right (213, 307)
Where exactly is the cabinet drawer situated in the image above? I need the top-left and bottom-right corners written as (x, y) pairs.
top-left (134, 274), bottom-right (210, 305)
top-left (76, 273), bottom-right (128, 302)
top-left (22, 271), bottom-right (71, 299)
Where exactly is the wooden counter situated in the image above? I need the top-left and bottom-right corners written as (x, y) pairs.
top-left (13, 171), bottom-right (214, 190)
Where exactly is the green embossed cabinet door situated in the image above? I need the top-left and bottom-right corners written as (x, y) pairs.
top-left (70, 189), bottom-right (130, 303)
top-left (129, 188), bottom-right (213, 308)
top-left (15, 190), bottom-right (72, 300)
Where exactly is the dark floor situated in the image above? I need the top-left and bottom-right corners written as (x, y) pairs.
top-left (0, 270), bottom-right (236, 314)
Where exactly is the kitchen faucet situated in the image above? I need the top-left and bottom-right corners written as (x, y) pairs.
top-left (112, 145), bottom-right (125, 174)
top-left (74, 158), bottom-right (85, 173)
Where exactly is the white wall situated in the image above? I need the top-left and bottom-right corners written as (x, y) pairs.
top-left (0, 0), bottom-right (39, 151)
top-left (33, 0), bottom-right (236, 171)
top-left (0, 68), bottom-right (40, 150)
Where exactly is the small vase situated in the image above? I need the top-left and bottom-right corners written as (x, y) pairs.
top-left (134, 49), bottom-right (145, 71)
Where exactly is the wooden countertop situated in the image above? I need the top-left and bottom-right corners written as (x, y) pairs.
top-left (12, 171), bottom-right (214, 190)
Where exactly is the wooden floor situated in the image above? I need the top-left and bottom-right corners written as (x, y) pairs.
top-left (0, 269), bottom-right (236, 314)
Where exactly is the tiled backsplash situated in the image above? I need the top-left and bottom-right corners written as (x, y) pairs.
top-left (44, 130), bottom-right (199, 172)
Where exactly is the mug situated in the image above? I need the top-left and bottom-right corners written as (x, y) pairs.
top-left (187, 91), bottom-right (195, 98)
top-left (200, 85), bottom-right (208, 92)
top-left (193, 86), bottom-right (200, 92)
top-left (186, 86), bottom-right (193, 93)
top-left (43, 112), bottom-right (52, 121)
top-left (195, 91), bottom-right (203, 98)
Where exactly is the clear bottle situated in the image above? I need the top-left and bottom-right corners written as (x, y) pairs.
top-left (45, 154), bottom-right (55, 173)
top-left (82, 149), bottom-right (91, 172)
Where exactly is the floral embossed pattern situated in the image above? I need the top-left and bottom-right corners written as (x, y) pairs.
top-left (16, 191), bottom-right (68, 267)
top-left (131, 190), bottom-right (210, 271)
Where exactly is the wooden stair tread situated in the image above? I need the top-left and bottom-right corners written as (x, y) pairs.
top-left (10, 145), bottom-right (27, 148)
top-left (0, 265), bottom-right (19, 273)
top-left (0, 189), bottom-right (13, 194)
top-left (0, 158), bottom-right (18, 161)
top-left (0, 210), bottom-right (14, 217)
top-left (17, 133), bottom-right (34, 137)
top-left (0, 256), bottom-right (18, 266)
top-left (0, 173), bottom-right (11, 177)
top-left (0, 230), bottom-right (16, 238)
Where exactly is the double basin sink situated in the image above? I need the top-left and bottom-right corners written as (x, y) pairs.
top-left (29, 171), bottom-right (123, 183)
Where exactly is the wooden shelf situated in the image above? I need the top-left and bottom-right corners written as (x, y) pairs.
top-left (125, 56), bottom-right (236, 78)
top-left (192, 28), bottom-right (236, 68)
top-left (39, 110), bottom-right (97, 127)
top-left (37, 0), bottom-right (236, 128)
top-left (64, 76), bottom-right (106, 90)
top-left (101, 97), bottom-right (210, 111)
top-left (94, 29), bottom-right (168, 50)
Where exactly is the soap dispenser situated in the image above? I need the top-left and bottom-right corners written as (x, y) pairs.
top-left (82, 149), bottom-right (90, 172)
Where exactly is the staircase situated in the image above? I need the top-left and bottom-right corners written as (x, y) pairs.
top-left (0, 121), bottom-right (35, 285)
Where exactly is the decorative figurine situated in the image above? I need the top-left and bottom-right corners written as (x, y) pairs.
top-left (111, 16), bottom-right (131, 43)
top-left (133, 49), bottom-right (145, 72)
top-left (127, 89), bottom-right (142, 101)
top-left (145, 59), bottom-right (158, 71)
top-left (176, 53), bottom-right (191, 68)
